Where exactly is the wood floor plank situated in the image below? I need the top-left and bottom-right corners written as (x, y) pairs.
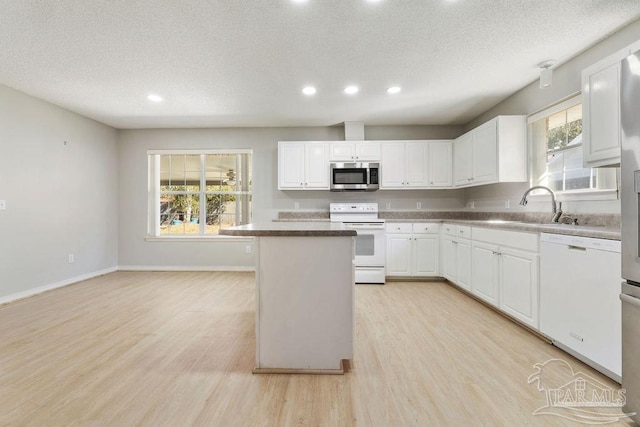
top-left (0, 271), bottom-right (634, 426)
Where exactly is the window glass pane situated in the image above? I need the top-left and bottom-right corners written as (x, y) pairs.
top-left (205, 154), bottom-right (238, 191)
top-left (160, 193), bottom-right (200, 235)
top-left (547, 111), bottom-right (568, 151)
top-left (565, 169), bottom-right (592, 190)
top-left (205, 194), bottom-right (234, 234)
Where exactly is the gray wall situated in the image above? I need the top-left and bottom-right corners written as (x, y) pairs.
top-left (462, 18), bottom-right (640, 214)
top-left (117, 125), bottom-right (464, 268)
top-left (0, 84), bottom-right (119, 300)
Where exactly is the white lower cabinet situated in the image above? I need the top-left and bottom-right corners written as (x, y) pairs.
top-left (471, 241), bottom-right (500, 306)
top-left (386, 223), bottom-right (439, 277)
top-left (440, 224), bottom-right (471, 290)
top-left (470, 227), bottom-right (539, 329)
top-left (500, 247), bottom-right (539, 328)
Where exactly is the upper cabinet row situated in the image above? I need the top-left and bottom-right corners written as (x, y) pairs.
top-left (277, 115), bottom-right (528, 191)
top-left (582, 40), bottom-right (640, 167)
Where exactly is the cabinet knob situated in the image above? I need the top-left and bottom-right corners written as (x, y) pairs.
top-left (424, 227), bottom-right (428, 231)
top-left (430, 181), bottom-right (434, 184)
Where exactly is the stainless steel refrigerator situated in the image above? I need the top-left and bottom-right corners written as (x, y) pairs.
top-left (621, 48), bottom-right (640, 424)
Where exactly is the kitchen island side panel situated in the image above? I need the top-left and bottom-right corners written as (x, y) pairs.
top-left (256, 236), bottom-right (354, 370)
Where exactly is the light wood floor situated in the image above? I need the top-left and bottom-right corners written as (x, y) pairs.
top-left (0, 271), bottom-right (633, 426)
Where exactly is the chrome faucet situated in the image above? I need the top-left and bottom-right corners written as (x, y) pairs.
top-left (519, 186), bottom-right (563, 223)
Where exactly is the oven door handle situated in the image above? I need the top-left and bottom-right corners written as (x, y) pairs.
top-left (345, 223), bottom-right (385, 230)
top-left (621, 293), bottom-right (640, 308)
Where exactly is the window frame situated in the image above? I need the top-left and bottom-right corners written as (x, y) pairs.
top-left (527, 94), bottom-right (618, 202)
top-left (147, 149), bottom-right (253, 240)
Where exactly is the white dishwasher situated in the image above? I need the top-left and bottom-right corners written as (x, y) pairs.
top-left (540, 233), bottom-right (622, 382)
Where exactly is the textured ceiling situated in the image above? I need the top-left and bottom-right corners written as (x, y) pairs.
top-left (1, 1), bottom-right (640, 129)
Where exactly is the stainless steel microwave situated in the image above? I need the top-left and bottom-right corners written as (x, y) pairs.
top-left (330, 162), bottom-right (379, 191)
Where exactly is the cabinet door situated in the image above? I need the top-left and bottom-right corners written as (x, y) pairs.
top-left (414, 236), bottom-right (439, 276)
top-left (441, 236), bottom-right (457, 283)
top-left (455, 238), bottom-right (472, 291)
top-left (500, 247), bottom-right (539, 328)
top-left (304, 143), bottom-right (329, 188)
top-left (405, 142), bottom-right (429, 188)
top-left (428, 141), bottom-right (452, 187)
top-left (380, 143), bottom-right (406, 188)
top-left (471, 241), bottom-right (499, 306)
top-left (278, 142), bottom-right (305, 189)
top-left (329, 143), bottom-right (355, 161)
top-left (355, 142), bottom-right (381, 161)
top-left (386, 234), bottom-right (412, 276)
top-left (453, 133), bottom-right (473, 187)
top-left (582, 62), bottom-right (621, 167)
top-left (472, 120), bottom-right (498, 184)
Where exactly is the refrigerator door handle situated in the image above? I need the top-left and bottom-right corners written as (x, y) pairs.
top-left (621, 293), bottom-right (640, 308)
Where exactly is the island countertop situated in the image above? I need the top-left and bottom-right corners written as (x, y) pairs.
top-left (219, 222), bottom-right (357, 237)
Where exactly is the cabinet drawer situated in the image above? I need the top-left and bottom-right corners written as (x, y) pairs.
top-left (385, 223), bottom-right (412, 233)
top-left (455, 225), bottom-right (472, 239)
top-left (472, 227), bottom-right (538, 252)
top-left (442, 223), bottom-right (457, 236)
top-left (412, 223), bottom-right (440, 234)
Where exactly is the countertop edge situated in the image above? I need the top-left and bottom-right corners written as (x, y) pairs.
top-left (273, 218), bottom-right (620, 240)
top-left (219, 229), bottom-right (357, 237)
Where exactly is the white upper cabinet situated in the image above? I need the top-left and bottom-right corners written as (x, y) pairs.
top-left (329, 142), bottom-right (380, 162)
top-left (380, 142), bottom-right (407, 188)
top-left (453, 116), bottom-right (527, 188)
top-left (582, 40), bottom-right (640, 167)
top-left (405, 142), bottom-right (430, 188)
top-left (453, 133), bottom-right (473, 186)
top-left (381, 140), bottom-right (452, 189)
top-left (472, 120), bottom-right (498, 184)
top-left (278, 141), bottom-right (329, 190)
top-left (428, 141), bottom-right (453, 187)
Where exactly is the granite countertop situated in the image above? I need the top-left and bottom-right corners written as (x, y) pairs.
top-left (436, 220), bottom-right (620, 240)
top-left (219, 222), bottom-right (357, 237)
top-left (274, 212), bottom-right (621, 240)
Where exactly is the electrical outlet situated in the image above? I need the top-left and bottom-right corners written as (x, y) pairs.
top-left (0, 200), bottom-right (5, 211)
top-left (385, 202), bottom-right (391, 210)
top-left (294, 202), bottom-right (300, 210)
top-left (469, 201), bottom-right (475, 209)
top-left (245, 245), bottom-right (252, 254)
top-left (505, 199), bottom-right (511, 208)
top-left (416, 202), bottom-right (422, 209)
top-left (68, 254), bottom-right (74, 263)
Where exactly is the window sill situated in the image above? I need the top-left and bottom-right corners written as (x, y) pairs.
top-left (527, 188), bottom-right (618, 203)
top-left (145, 235), bottom-right (254, 242)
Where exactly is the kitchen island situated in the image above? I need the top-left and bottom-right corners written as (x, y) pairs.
top-left (220, 222), bottom-right (356, 374)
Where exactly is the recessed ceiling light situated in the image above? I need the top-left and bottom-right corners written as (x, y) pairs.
top-left (302, 86), bottom-right (317, 96)
top-left (366, 0), bottom-right (384, 3)
top-left (344, 86), bottom-right (359, 95)
top-left (147, 94), bottom-right (163, 102)
top-left (291, 0), bottom-right (308, 3)
top-left (387, 86), bottom-right (402, 94)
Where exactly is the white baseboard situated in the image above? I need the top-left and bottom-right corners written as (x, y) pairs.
top-left (117, 265), bottom-right (255, 272)
top-left (0, 266), bottom-right (118, 305)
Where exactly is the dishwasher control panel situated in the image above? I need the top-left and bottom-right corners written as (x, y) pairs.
top-left (540, 233), bottom-right (621, 253)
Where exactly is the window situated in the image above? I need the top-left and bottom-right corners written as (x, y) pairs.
top-left (147, 150), bottom-right (252, 236)
top-left (529, 97), bottom-right (617, 196)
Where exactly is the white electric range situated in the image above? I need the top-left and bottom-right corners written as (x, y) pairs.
top-left (330, 203), bottom-right (386, 284)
